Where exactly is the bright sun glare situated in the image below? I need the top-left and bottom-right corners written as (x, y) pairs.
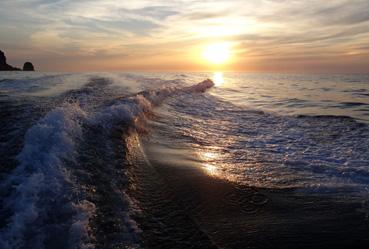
top-left (203, 43), bottom-right (231, 64)
top-left (213, 72), bottom-right (224, 87)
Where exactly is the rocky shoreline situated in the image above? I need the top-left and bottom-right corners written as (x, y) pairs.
top-left (0, 50), bottom-right (35, 71)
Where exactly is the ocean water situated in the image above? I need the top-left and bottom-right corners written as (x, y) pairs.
top-left (1, 72), bottom-right (369, 249)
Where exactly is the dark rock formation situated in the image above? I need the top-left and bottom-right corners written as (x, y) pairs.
top-left (0, 50), bottom-right (21, 71)
top-left (0, 50), bottom-right (6, 65)
top-left (23, 62), bottom-right (35, 71)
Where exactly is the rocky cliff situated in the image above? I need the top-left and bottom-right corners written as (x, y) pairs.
top-left (0, 50), bottom-right (34, 71)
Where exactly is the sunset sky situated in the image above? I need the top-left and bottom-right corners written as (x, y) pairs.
top-left (1, 0), bottom-right (369, 72)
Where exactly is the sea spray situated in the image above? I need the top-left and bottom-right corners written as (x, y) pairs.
top-left (0, 102), bottom-right (95, 249)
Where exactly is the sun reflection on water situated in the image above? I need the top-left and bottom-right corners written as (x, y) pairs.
top-left (198, 149), bottom-right (220, 176)
top-left (213, 72), bottom-right (224, 87)
top-left (203, 163), bottom-right (218, 176)
top-left (197, 145), bottom-right (244, 183)
top-left (202, 151), bottom-right (218, 160)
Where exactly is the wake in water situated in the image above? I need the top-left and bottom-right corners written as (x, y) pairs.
top-left (0, 76), bottom-right (214, 249)
top-left (0, 102), bottom-right (95, 249)
top-left (1, 72), bottom-right (369, 249)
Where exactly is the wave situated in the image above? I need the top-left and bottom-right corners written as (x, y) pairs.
top-left (0, 102), bottom-right (95, 249)
top-left (0, 73), bottom-right (92, 96)
top-left (90, 79), bottom-right (214, 130)
top-left (295, 114), bottom-right (369, 127)
top-left (0, 78), bottom-right (214, 249)
top-left (340, 102), bottom-right (368, 108)
top-left (296, 114), bottom-right (358, 121)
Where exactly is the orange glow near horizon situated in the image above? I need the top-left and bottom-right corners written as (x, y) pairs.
top-left (1, 1), bottom-right (369, 73)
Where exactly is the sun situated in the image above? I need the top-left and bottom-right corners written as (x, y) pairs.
top-left (203, 43), bottom-right (231, 65)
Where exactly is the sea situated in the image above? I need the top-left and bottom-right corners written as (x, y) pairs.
top-left (1, 72), bottom-right (369, 249)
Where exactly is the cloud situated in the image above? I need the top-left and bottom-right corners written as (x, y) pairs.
top-left (184, 11), bottom-right (230, 20)
top-left (127, 6), bottom-right (179, 20)
top-left (253, 0), bottom-right (369, 26)
top-left (0, 0), bottom-right (368, 72)
top-left (63, 16), bottom-right (161, 36)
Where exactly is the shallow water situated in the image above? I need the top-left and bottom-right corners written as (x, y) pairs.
top-left (0, 72), bottom-right (369, 248)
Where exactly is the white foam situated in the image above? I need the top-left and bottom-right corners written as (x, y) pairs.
top-left (0, 78), bottom-right (215, 248)
top-left (0, 102), bottom-right (95, 249)
top-left (90, 79), bottom-right (214, 130)
top-left (68, 201), bottom-right (96, 249)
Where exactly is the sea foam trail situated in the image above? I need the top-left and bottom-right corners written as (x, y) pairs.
top-left (0, 78), bottom-right (214, 249)
top-left (74, 79), bottom-right (214, 247)
top-left (91, 79), bottom-right (214, 129)
top-left (0, 102), bottom-right (95, 249)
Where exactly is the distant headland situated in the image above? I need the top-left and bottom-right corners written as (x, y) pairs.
top-left (0, 50), bottom-right (35, 71)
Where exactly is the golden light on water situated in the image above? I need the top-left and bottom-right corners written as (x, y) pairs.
top-left (213, 72), bottom-right (224, 87)
top-left (203, 43), bottom-right (231, 65)
top-left (197, 147), bottom-right (238, 183)
top-left (202, 163), bottom-right (217, 176)
top-left (198, 149), bottom-right (222, 177)
top-left (203, 151), bottom-right (218, 159)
